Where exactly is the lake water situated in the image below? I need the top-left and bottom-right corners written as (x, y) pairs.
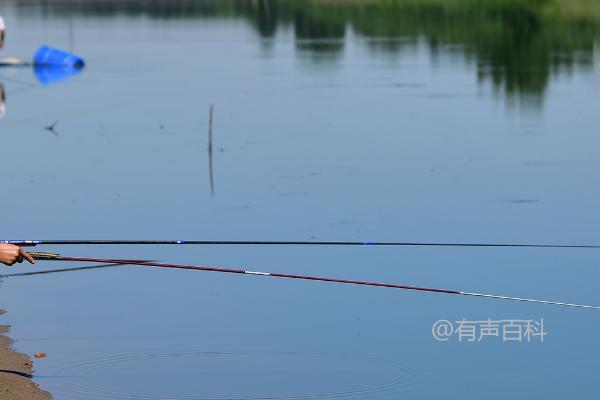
top-left (1, 1), bottom-right (599, 399)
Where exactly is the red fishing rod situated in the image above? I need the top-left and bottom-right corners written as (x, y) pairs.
top-left (28, 252), bottom-right (600, 310)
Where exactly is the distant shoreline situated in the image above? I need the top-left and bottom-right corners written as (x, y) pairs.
top-left (2, 0), bottom-right (599, 22)
top-left (0, 309), bottom-right (52, 400)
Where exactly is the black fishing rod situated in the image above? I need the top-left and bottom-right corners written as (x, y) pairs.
top-left (3, 239), bottom-right (600, 249)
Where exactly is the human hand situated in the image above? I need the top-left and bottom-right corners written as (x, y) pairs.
top-left (0, 244), bottom-right (35, 266)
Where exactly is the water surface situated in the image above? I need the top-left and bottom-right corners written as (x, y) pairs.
top-left (0, 1), bottom-right (599, 399)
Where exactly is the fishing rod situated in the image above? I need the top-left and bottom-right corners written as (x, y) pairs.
top-left (29, 252), bottom-right (600, 310)
top-left (5, 239), bottom-right (600, 249)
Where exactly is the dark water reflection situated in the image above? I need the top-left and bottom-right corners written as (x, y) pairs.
top-left (6, 0), bottom-right (600, 108)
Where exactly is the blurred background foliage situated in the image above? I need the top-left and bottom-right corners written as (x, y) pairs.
top-left (6, 0), bottom-right (600, 102)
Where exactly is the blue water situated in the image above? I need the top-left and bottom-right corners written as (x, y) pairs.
top-left (1, 1), bottom-right (599, 399)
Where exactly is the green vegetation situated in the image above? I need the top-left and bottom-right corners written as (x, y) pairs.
top-left (13, 0), bottom-right (600, 103)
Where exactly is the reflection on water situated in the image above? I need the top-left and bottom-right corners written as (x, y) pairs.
top-left (5, 0), bottom-right (600, 109)
top-left (0, 46), bottom-right (84, 119)
top-left (0, 82), bottom-right (5, 118)
top-left (33, 64), bottom-right (83, 85)
top-left (0, 63), bottom-right (82, 119)
top-left (208, 104), bottom-right (215, 197)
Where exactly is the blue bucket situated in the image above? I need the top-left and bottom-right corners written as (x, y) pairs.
top-left (34, 65), bottom-right (83, 85)
top-left (33, 45), bottom-right (85, 69)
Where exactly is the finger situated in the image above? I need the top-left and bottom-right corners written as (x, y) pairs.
top-left (20, 248), bottom-right (36, 264)
top-left (16, 256), bottom-right (23, 263)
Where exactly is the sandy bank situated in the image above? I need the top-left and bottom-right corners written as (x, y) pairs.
top-left (0, 309), bottom-right (52, 400)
